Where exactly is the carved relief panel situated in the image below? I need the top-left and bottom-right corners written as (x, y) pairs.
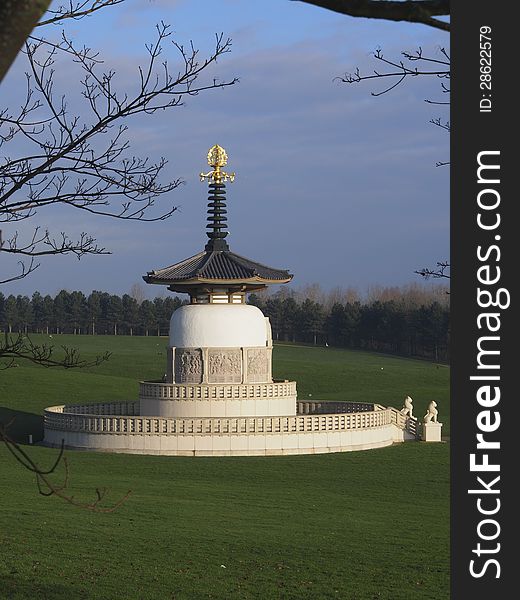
top-left (207, 349), bottom-right (242, 383)
top-left (246, 348), bottom-right (270, 383)
top-left (174, 348), bottom-right (203, 384)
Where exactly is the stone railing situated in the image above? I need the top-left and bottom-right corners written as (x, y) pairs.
top-left (297, 401), bottom-right (374, 414)
top-left (139, 379), bottom-right (297, 401)
top-left (386, 406), bottom-right (419, 438)
top-left (51, 401), bottom-right (139, 416)
top-left (44, 402), bottom-right (395, 436)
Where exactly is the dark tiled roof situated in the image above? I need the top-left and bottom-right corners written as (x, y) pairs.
top-left (143, 250), bottom-right (292, 284)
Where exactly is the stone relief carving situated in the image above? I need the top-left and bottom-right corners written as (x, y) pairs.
top-left (208, 350), bottom-right (241, 383)
top-left (246, 348), bottom-right (270, 383)
top-left (209, 351), bottom-right (240, 375)
top-left (400, 395), bottom-right (414, 418)
top-left (423, 400), bottom-right (438, 424)
top-left (175, 349), bottom-right (202, 384)
top-left (247, 349), bottom-right (268, 376)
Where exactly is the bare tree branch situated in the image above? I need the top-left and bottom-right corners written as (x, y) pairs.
top-left (338, 46), bottom-right (450, 97)
top-left (415, 261), bottom-right (450, 280)
top-left (293, 0), bottom-right (450, 31)
top-left (0, 332), bottom-right (111, 369)
top-left (36, 0), bottom-right (124, 27)
top-left (430, 117), bottom-right (450, 131)
top-left (339, 46), bottom-right (450, 168)
top-left (0, 256), bottom-right (40, 285)
top-left (1, 25), bottom-right (237, 284)
top-left (0, 425), bottom-right (130, 512)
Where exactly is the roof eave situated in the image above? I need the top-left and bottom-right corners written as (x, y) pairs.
top-left (143, 274), bottom-right (292, 286)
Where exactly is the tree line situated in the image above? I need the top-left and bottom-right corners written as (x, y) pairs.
top-left (0, 285), bottom-right (449, 361)
top-left (248, 288), bottom-right (449, 362)
top-left (0, 290), bottom-right (185, 337)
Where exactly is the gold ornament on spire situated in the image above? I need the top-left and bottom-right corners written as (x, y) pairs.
top-left (200, 144), bottom-right (235, 183)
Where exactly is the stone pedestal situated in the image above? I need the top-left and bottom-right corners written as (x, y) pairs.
top-left (422, 422), bottom-right (443, 442)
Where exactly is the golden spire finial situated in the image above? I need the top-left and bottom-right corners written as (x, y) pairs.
top-left (200, 144), bottom-right (235, 183)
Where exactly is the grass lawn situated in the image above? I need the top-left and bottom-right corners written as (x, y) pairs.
top-left (0, 335), bottom-right (449, 600)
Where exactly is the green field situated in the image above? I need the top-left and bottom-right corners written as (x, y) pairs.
top-left (0, 336), bottom-right (450, 600)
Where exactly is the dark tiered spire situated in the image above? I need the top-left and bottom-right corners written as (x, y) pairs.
top-left (205, 181), bottom-right (229, 251)
top-left (200, 144), bottom-right (235, 251)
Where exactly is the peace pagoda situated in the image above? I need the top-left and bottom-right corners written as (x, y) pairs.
top-left (43, 146), bottom-right (419, 455)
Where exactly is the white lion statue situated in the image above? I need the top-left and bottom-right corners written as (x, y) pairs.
top-left (400, 395), bottom-right (414, 418)
top-left (423, 401), bottom-right (438, 424)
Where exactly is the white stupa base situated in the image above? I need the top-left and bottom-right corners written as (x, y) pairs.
top-left (43, 399), bottom-right (417, 456)
top-left (139, 380), bottom-right (297, 418)
top-left (44, 428), bottom-right (399, 456)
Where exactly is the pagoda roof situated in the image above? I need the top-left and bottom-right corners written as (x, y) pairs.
top-left (143, 249), bottom-right (293, 287)
top-left (143, 145), bottom-right (293, 294)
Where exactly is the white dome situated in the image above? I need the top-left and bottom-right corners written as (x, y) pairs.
top-left (170, 304), bottom-right (268, 348)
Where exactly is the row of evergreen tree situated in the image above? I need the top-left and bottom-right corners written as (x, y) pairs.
top-left (248, 293), bottom-right (449, 362)
top-left (0, 291), bottom-right (185, 337)
top-left (0, 288), bottom-right (449, 361)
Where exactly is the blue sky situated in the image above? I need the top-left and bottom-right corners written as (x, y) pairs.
top-left (2, 0), bottom-right (449, 298)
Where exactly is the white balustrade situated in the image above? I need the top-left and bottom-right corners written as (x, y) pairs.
top-left (139, 380), bottom-right (297, 401)
top-left (44, 399), bottom-right (397, 437)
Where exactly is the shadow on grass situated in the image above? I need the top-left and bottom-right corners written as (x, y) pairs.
top-left (0, 407), bottom-right (44, 444)
top-left (0, 576), bottom-right (86, 600)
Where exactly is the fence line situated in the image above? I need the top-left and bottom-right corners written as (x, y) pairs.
top-left (44, 400), bottom-right (405, 436)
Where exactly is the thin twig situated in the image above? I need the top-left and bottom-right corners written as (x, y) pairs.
top-left (0, 425), bottom-right (130, 512)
